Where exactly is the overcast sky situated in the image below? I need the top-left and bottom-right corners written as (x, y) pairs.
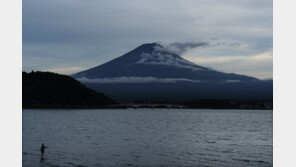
top-left (23, 0), bottom-right (272, 79)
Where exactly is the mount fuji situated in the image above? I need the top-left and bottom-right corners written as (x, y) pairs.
top-left (72, 43), bottom-right (272, 102)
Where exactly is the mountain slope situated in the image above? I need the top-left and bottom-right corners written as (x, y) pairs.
top-left (23, 71), bottom-right (117, 108)
top-left (73, 43), bottom-right (257, 81)
top-left (72, 43), bottom-right (272, 102)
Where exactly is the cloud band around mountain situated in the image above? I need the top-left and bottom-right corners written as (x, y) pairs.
top-left (76, 77), bottom-right (200, 84)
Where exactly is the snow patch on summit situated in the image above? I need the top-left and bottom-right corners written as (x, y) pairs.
top-left (136, 47), bottom-right (204, 71)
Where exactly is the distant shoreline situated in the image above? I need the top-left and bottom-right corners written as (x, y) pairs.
top-left (22, 105), bottom-right (126, 109)
top-left (22, 104), bottom-right (272, 110)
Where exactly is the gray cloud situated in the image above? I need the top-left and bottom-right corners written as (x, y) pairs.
top-left (165, 42), bottom-right (209, 55)
top-left (76, 77), bottom-right (200, 84)
top-left (23, 0), bottom-right (272, 78)
top-left (213, 42), bottom-right (241, 48)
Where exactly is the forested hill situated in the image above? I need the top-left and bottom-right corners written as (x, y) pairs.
top-left (23, 71), bottom-right (117, 108)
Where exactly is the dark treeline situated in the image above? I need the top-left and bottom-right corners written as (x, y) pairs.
top-left (183, 99), bottom-right (272, 109)
top-left (132, 99), bottom-right (273, 110)
top-left (23, 71), bottom-right (117, 109)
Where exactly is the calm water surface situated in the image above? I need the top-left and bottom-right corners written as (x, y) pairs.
top-left (23, 109), bottom-right (272, 167)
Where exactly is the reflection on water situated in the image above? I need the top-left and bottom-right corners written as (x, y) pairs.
top-left (23, 109), bottom-right (272, 167)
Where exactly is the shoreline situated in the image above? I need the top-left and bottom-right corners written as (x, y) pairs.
top-left (22, 106), bottom-right (273, 110)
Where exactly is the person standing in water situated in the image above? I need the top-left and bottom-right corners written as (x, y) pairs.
top-left (40, 143), bottom-right (48, 156)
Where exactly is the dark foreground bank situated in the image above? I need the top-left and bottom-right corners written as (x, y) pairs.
top-left (22, 71), bottom-right (117, 108)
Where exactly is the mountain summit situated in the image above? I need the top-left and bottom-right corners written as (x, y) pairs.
top-left (72, 43), bottom-right (272, 102)
top-left (73, 42), bottom-right (257, 82)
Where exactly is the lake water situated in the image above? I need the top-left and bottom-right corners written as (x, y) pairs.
top-left (23, 109), bottom-right (273, 167)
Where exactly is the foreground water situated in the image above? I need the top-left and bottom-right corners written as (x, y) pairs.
top-left (23, 109), bottom-right (272, 167)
